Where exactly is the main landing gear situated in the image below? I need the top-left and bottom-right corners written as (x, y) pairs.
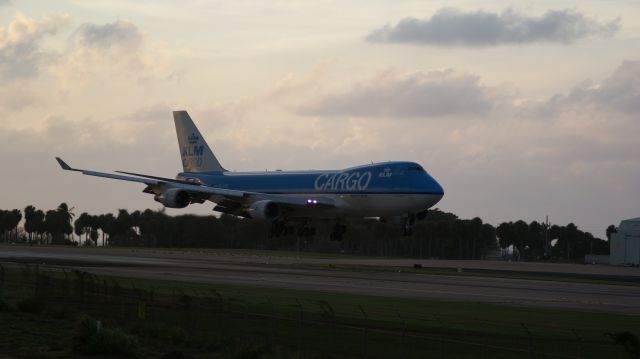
top-left (269, 219), bottom-right (347, 241)
top-left (297, 221), bottom-right (316, 237)
top-left (330, 221), bottom-right (347, 241)
top-left (269, 220), bottom-right (288, 238)
top-left (269, 220), bottom-right (315, 238)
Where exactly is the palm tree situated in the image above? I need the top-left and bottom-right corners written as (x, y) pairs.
top-left (0, 210), bottom-right (7, 242)
top-left (564, 223), bottom-right (579, 262)
top-left (33, 209), bottom-right (46, 244)
top-left (115, 209), bottom-right (132, 246)
top-left (24, 206), bottom-right (37, 242)
top-left (131, 210), bottom-right (142, 236)
top-left (74, 213), bottom-right (87, 246)
top-left (5, 209), bottom-right (22, 242)
top-left (56, 203), bottom-right (75, 242)
top-left (75, 213), bottom-right (96, 245)
top-left (89, 227), bottom-right (99, 246)
top-left (98, 213), bottom-right (117, 246)
top-left (88, 214), bottom-right (100, 246)
top-left (44, 209), bottom-right (61, 244)
top-left (606, 224), bottom-right (617, 240)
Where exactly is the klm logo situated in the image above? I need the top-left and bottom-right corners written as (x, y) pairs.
top-left (379, 167), bottom-right (392, 178)
top-left (181, 146), bottom-right (204, 167)
top-left (314, 171), bottom-right (372, 191)
top-left (182, 132), bottom-right (204, 167)
top-left (182, 145), bottom-right (204, 157)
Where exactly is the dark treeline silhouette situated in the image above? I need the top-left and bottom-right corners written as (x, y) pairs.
top-left (496, 220), bottom-right (610, 261)
top-left (1, 204), bottom-right (610, 261)
top-left (0, 208), bottom-right (22, 242)
top-left (20, 203), bottom-right (75, 245)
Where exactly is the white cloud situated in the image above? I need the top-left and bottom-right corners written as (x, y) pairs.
top-left (300, 60), bottom-right (640, 122)
top-left (73, 20), bottom-right (142, 51)
top-left (0, 12), bottom-right (69, 80)
top-left (61, 19), bottom-right (168, 81)
top-left (521, 60), bottom-right (640, 117)
top-left (0, 14), bottom-right (180, 124)
top-left (566, 60), bottom-right (640, 114)
top-left (299, 68), bottom-right (497, 118)
top-left (367, 8), bottom-right (619, 47)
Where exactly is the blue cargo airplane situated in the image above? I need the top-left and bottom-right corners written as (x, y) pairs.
top-left (57, 111), bottom-right (444, 239)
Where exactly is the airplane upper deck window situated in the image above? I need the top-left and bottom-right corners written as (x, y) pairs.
top-left (407, 165), bottom-right (424, 172)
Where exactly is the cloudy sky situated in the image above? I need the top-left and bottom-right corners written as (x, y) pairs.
top-left (1, 0), bottom-right (639, 237)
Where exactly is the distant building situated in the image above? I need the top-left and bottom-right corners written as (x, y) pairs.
top-left (610, 218), bottom-right (640, 266)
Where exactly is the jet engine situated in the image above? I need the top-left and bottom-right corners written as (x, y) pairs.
top-left (249, 200), bottom-right (280, 221)
top-left (154, 188), bottom-right (190, 208)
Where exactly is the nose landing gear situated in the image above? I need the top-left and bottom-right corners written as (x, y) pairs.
top-left (330, 220), bottom-right (347, 241)
top-left (403, 214), bottom-right (416, 236)
top-left (269, 220), bottom-right (285, 237)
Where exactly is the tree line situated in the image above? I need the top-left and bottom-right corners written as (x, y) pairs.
top-left (0, 204), bottom-right (611, 261)
top-left (496, 220), bottom-right (610, 261)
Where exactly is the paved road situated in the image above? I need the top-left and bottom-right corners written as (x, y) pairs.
top-left (1, 245), bottom-right (640, 314)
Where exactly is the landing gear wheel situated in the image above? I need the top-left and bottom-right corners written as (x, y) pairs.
top-left (298, 226), bottom-right (316, 237)
top-left (403, 214), bottom-right (416, 237)
top-left (403, 226), bottom-right (414, 236)
top-left (269, 221), bottom-right (285, 238)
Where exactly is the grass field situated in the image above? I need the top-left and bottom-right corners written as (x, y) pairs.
top-left (0, 263), bottom-right (638, 358)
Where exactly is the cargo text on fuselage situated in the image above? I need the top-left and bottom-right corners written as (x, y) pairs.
top-left (314, 171), bottom-right (372, 192)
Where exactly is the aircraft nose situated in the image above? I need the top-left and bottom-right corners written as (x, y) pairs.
top-left (426, 175), bottom-right (444, 205)
top-left (433, 178), bottom-right (444, 197)
top-left (417, 174), bottom-right (444, 207)
top-left (425, 173), bottom-right (444, 196)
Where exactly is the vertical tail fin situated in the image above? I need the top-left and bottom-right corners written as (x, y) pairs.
top-left (173, 110), bottom-right (227, 173)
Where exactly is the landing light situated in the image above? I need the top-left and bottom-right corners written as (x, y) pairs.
top-left (307, 199), bottom-right (318, 204)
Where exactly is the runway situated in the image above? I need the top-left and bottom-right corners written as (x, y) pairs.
top-left (1, 245), bottom-right (640, 314)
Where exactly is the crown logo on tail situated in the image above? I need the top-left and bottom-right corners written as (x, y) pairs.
top-left (188, 133), bottom-right (199, 144)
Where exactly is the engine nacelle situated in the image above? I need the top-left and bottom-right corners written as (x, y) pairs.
top-left (154, 188), bottom-right (190, 208)
top-left (249, 200), bottom-right (280, 221)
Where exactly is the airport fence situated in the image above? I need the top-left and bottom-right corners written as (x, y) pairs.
top-left (0, 263), bottom-right (635, 359)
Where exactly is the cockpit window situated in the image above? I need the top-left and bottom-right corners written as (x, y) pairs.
top-left (407, 165), bottom-right (424, 172)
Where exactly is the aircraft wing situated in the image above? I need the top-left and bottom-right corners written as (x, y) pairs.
top-left (115, 167), bottom-right (334, 207)
top-left (55, 157), bottom-right (334, 209)
top-left (56, 157), bottom-right (162, 185)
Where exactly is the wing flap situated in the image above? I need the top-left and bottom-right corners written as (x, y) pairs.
top-left (116, 171), bottom-right (199, 185)
top-left (82, 170), bottom-right (161, 185)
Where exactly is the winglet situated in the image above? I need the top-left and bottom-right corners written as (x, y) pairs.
top-left (55, 157), bottom-right (79, 171)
